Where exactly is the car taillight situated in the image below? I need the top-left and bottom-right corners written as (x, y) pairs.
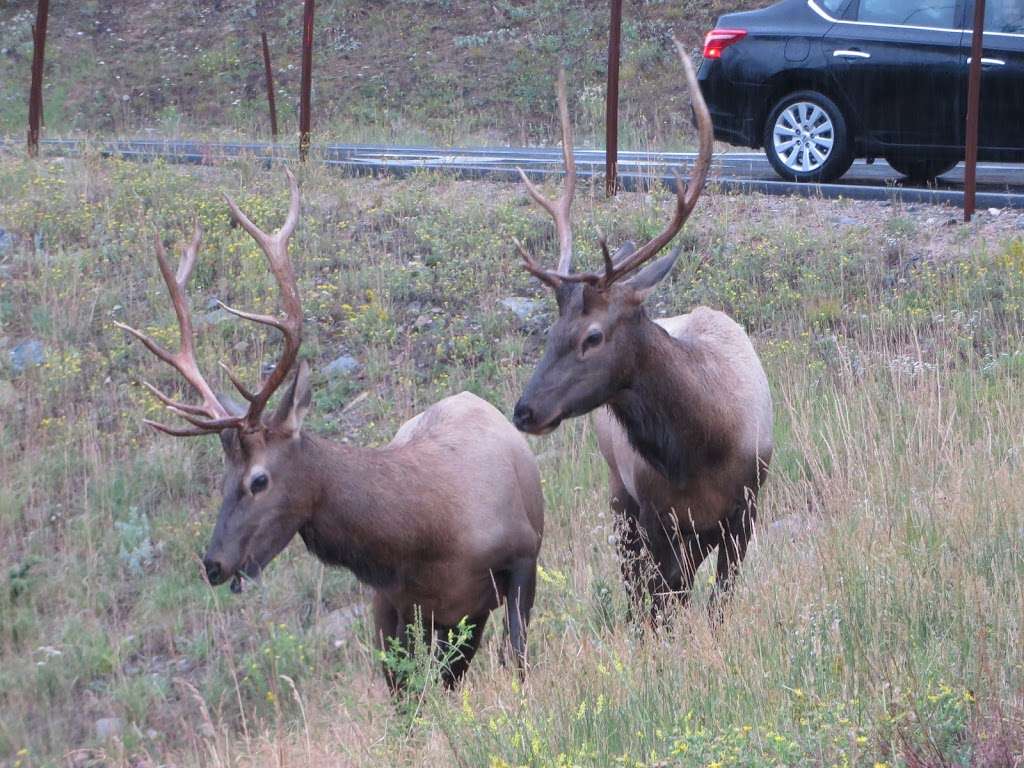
top-left (703, 29), bottom-right (747, 59)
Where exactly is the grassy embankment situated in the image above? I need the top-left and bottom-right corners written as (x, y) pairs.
top-left (0, 153), bottom-right (1023, 766)
top-left (0, 0), bottom-right (751, 147)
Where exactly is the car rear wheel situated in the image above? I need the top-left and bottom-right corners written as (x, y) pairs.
top-left (884, 154), bottom-right (960, 183)
top-left (764, 91), bottom-right (853, 183)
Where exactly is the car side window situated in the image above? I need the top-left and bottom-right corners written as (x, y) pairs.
top-left (857, 0), bottom-right (957, 26)
top-left (985, 0), bottom-right (1024, 32)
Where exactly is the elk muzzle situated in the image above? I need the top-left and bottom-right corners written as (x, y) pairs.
top-left (512, 398), bottom-right (563, 435)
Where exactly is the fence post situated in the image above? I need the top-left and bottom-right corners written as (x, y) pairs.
top-left (298, 0), bottom-right (315, 161)
top-left (605, 0), bottom-right (623, 197)
top-left (27, 0), bottom-right (50, 158)
top-left (261, 31), bottom-right (279, 141)
top-left (964, 0), bottom-right (986, 222)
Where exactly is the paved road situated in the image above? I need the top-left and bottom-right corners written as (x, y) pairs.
top-left (9, 138), bottom-right (1024, 208)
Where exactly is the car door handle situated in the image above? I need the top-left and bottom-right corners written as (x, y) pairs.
top-left (967, 57), bottom-right (1006, 66)
top-left (833, 49), bottom-right (871, 59)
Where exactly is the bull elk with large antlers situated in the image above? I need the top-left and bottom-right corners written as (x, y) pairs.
top-left (511, 40), bottom-right (772, 622)
top-left (118, 169), bottom-right (544, 688)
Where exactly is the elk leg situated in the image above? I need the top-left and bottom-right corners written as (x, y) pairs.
top-left (372, 592), bottom-right (404, 694)
top-left (437, 613), bottom-right (489, 689)
top-left (709, 500), bottom-right (756, 623)
top-left (676, 529), bottom-right (718, 607)
top-left (646, 523), bottom-right (684, 625)
top-left (505, 558), bottom-right (537, 677)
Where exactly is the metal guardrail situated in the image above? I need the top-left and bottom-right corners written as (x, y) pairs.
top-left (3, 137), bottom-right (1023, 209)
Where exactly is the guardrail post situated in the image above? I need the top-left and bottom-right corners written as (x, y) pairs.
top-left (27, 0), bottom-right (49, 158)
top-left (605, 0), bottom-right (622, 197)
top-left (964, 0), bottom-right (985, 222)
top-left (298, 0), bottom-right (315, 161)
top-left (261, 31), bottom-right (279, 141)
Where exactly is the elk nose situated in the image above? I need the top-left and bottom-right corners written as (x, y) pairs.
top-left (204, 558), bottom-right (225, 585)
top-left (513, 400), bottom-right (535, 431)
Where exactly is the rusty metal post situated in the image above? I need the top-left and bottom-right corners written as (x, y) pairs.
top-left (27, 0), bottom-right (50, 158)
top-left (964, 0), bottom-right (985, 222)
top-left (261, 31), bottom-right (279, 141)
top-left (605, 0), bottom-right (623, 196)
top-left (298, 0), bottom-right (315, 161)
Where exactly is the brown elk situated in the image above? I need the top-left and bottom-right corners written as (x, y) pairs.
top-left (117, 169), bottom-right (544, 688)
top-left (511, 40), bottom-right (772, 622)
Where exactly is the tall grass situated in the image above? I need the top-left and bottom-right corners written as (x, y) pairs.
top-left (0, 155), bottom-right (1022, 766)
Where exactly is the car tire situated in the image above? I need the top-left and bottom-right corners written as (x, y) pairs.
top-left (885, 154), bottom-right (960, 183)
top-left (763, 91), bottom-right (854, 183)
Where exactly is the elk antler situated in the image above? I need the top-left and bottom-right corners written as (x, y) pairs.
top-left (513, 68), bottom-right (576, 289)
top-left (516, 36), bottom-right (713, 291)
top-left (220, 167), bottom-right (302, 430)
top-left (118, 168), bottom-right (303, 436)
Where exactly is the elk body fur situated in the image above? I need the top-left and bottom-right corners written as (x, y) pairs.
top-left (593, 309), bottom-right (772, 613)
top-left (510, 40), bottom-right (773, 619)
top-left (120, 170), bottom-right (544, 688)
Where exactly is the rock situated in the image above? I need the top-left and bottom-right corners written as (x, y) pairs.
top-left (413, 314), bottom-right (433, 331)
top-left (204, 296), bottom-right (222, 311)
top-left (198, 309), bottom-right (233, 327)
top-left (835, 215), bottom-right (858, 227)
top-left (95, 717), bottom-right (124, 741)
top-left (1016, 216), bottom-right (1024, 230)
top-left (324, 354), bottom-right (360, 378)
top-left (9, 339), bottom-right (44, 372)
top-left (319, 605), bottom-right (365, 647)
top-left (500, 297), bottom-right (541, 321)
top-left (988, 207), bottom-right (1001, 217)
top-left (0, 228), bottom-right (13, 253)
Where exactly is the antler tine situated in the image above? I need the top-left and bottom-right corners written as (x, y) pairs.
top-left (143, 419), bottom-right (223, 438)
top-left (222, 168), bottom-right (303, 429)
top-left (176, 220), bottom-right (203, 287)
top-left (597, 37), bottom-right (713, 285)
top-left (515, 68), bottom-right (577, 286)
top-left (117, 230), bottom-right (235, 433)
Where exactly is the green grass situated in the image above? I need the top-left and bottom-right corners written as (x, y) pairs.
top-left (1, 154), bottom-right (1023, 767)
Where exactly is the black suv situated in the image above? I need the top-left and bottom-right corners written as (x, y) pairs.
top-left (698, 0), bottom-right (1024, 182)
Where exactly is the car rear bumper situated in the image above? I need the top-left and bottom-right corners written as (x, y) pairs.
top-left (697, 59), bottom-right (763, 149)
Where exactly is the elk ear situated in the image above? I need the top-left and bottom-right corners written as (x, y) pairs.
top-left (624, 245), bottom-right (683, 302)
top-left (269, 359), bottom-right (312, 436)
top-left (215, 395), bottom-right (246, 458)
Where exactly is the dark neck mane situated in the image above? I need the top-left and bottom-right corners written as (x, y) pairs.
top-left (608, 318), bottom-right (725, 487)
top-left (296, 436), bottom-right (411, 589)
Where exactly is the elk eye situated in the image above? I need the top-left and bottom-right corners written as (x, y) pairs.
top-left (581, 329), bottom-right (604, 353)
top-left (249, 473), bottom-right (269, 495)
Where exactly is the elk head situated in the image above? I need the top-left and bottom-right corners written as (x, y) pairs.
top-left (117, 169), bottom-right (310, 591)
top-left (511, 38), bottom-right (713, 435)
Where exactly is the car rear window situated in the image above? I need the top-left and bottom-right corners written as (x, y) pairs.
top-left (817, 0), bottom-right (847, 13)
top-left (985, 0), bottom-right (1024, 32)
top-left (857, 0), bottom-right (956, 27)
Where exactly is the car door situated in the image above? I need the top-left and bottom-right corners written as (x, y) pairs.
top-left (965, 0), bottom-right (1024, 156)
top-left (822, 0), bottom-right (968, 151)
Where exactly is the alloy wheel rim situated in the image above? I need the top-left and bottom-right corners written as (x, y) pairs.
top-left (773, 101), bottom-right (835, 173)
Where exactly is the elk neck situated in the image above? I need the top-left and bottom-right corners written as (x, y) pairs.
top-left (608, 314), bottom-right (729, 488)
top-left (295, 434), bottom-right (426, 589)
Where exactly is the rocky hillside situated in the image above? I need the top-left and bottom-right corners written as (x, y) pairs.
top-left (0, 0), bottom-right (760, 146)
